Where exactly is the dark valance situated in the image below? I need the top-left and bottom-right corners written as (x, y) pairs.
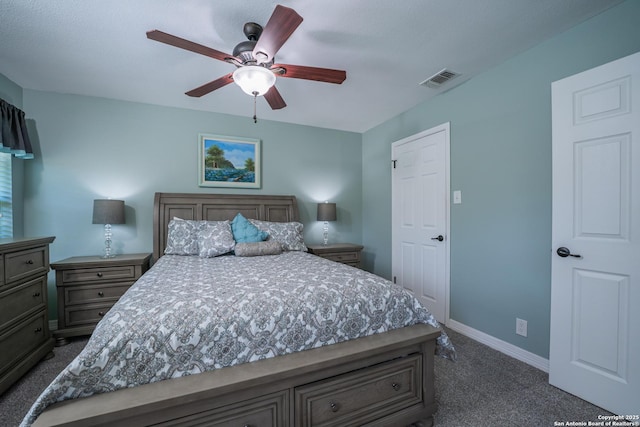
top-left (0, 98), bottom-right (34, 159)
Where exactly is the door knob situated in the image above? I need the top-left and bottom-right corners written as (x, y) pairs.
top-left (431, 235), bottom-right (444, 242)
top-left (556, 247), bottom-right (581, 258)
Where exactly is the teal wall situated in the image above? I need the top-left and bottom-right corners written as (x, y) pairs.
top-left (0, 73), bottom-right (23, 108)
top-left (362, 0), bottom-right (640, 358)
top-left (20, 91), bottom-right (361, 317)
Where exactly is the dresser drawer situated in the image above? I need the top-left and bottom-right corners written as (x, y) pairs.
top-left (295, 354), bottom-right (422, 427)
top-left (64, 283), bottom-right (131, 305)
top-left (62, 265), bottom-right (137, 284)
top-left (0, 312), bottom-right (48, 377)
top-left (4, 246), bottom-right (48, 285)
top-left (158, 391), bottom-right (288, 427)
top-left (65, 303), bottom-right (116, 327)
top-left (0, 276), bottom-right (47, 330)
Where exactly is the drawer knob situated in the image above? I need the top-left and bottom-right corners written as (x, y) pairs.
top-left (34, 327), bottom-right (42, 333)
top-left (32, 292), bottom-right (41, 297)
top-left (98, 311), bottom-right (105, 317)
top-left (392, 382), bottom-right (401, 391)
top-left (329, 401), bottom-right (340, 413)
top-left (26, 259), bottom-right (34, 264)
top-left (98, 291), bottom-right (104, 297)
top-left (96, 272), bottom-right (103, 278)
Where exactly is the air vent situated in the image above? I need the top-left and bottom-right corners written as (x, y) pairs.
top-left (420, 68), bottom-right (460, 89)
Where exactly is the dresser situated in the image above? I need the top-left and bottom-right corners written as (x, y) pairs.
top-left (307, 243), bottom-right (364, 268)
top-left (52, 253), bottom-right (151, 345)
top-left (0, 236), bottom-right (55, 395)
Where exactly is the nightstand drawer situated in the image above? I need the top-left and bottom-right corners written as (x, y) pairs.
top-left (65, 303), bottom-right (115, 327)
top-left (306, 244), bottom-right (364, 269)
top-left (295, 354), bottom-right (421, 426)
top-left (4, 246), bottom-right (48, 284)
top-left (322, 252), bottom-right (359, 263)
top-left (0, 312), bottom-right (48, 377)
top-left (0, 276), bottom-right (46, 330)
top-left (65, 283), bottom-right (131, 305)
top-left (62, 265), bottom-right (137, 284)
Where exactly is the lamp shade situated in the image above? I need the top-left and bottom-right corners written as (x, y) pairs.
top-left (232, 65), bottom-right (276, 96)
top-left (92, 199), bottom-right (125, 225)
top-left (317, 202), bottom-right (337, 222)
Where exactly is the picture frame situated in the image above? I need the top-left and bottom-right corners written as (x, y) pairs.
top-left (198, 134), bottom-right (261, 188)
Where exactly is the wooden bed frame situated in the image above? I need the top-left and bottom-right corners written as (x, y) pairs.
top-left (34, 193), bottom-right (441, 427)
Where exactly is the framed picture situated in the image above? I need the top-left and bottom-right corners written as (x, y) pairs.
top-left (198, 134), bottom-right (261, 188)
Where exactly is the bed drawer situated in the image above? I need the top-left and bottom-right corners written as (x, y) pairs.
top-left (64, 283), bottom-right (131, 305)
top-left (295, 354), bottom-right (422, 426)
top-left (0, 276), bottom-right (46, 330)
top-left (61, 265), bottom-right (137, 284)
top-left (158, 390), bottom-right (289, 427)
top-left (65, 303), bottom-right (116, 327)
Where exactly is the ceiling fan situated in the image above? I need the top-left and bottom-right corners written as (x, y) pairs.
top-left (147, 4), bottom-right (346, 114)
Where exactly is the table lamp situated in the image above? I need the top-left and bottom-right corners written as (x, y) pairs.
top-left (92, 199), bottom-right (125, 258)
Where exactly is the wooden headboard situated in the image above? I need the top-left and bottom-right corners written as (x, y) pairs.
top-left (153, 192), bottom-right (300, 261)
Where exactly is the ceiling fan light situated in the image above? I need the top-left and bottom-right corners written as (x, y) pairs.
top-left (232, 66), bottom-right (276, 96)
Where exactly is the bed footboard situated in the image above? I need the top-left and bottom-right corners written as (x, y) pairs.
top-left (33, 324), bottom-right (440, 427)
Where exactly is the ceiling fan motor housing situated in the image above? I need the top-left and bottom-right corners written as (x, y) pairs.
top-left (233, 22), bottom-right (267, 64)
top-left (232, 40), bottom-right (257, 62)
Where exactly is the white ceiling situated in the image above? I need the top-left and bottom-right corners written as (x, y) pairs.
top-left (0, 0), bottom-right (623, 133)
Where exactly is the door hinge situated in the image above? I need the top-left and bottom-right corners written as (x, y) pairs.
top-left (392, 160), bottom-right (397, 169)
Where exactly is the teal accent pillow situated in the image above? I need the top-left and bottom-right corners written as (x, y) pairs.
top-left (231, 213), bottom-right (269, 243)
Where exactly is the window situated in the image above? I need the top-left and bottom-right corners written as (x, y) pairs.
top-left (0, 152), bottom-right (12, 238)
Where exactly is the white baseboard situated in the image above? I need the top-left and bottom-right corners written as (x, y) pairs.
top-left (49, 319), bottom-right (58, 331)
top-left (446, 319), bottom-right (550, 373)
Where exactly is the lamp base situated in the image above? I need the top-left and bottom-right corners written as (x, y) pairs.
top-left (102, 224), bottom-right (115, 258)
top-left (322, 221), bottom-right (329, 245)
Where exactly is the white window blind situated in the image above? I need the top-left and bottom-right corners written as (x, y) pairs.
top-left (0, 152), bottom-right (13, 238)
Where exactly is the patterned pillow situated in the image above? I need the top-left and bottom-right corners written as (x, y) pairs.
top-left (249, 219), bottom-right (307, 251)
top-left (198, 220), bottom-right (235, 257)
top-left (164, 218), bottom-right (199, 255)
top-left (231, 213), bottom-right (269, 243)
top-left (234, 240), bottom-right (283, 257)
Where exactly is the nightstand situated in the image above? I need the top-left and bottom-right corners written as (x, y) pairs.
top-left (52, 253), bottom-right (151, 345)
top-left (307, 243), bottom-right (364, 268)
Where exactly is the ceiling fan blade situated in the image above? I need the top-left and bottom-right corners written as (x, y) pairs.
top-left (272, 64), bottom-right (346, 84)
top-left (264, 86), bottom-right (286, 110)
top-left (252, 5), bottom-right (303, 64)
top-left (147, 30), bottom-right (232, 62)
top-left (185, 73), bottom-right (234, 97)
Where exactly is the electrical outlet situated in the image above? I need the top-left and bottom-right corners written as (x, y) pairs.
top-left (516, 318), bottom-right (528, 337)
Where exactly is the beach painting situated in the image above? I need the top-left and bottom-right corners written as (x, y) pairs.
top-left (198, 134), bottom-right (261, 188)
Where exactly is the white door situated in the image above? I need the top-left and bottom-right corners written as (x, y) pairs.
top-left (550, 51), bottom-right (640, 414)
top-left (392, 123), bottom-right (450, 322)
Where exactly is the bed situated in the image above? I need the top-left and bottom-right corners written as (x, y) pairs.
top-left (25, 192), bottom-right (455, 427)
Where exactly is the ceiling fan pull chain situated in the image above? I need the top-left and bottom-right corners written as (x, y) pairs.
top-left (253, 91), bottom-right (258, 123)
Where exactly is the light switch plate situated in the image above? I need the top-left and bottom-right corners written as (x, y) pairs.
top-left (453, 190), bottom-right (462, 204)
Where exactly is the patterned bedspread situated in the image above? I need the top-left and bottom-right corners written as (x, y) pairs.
top-left (23, 251), bottom-right (455, 426)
